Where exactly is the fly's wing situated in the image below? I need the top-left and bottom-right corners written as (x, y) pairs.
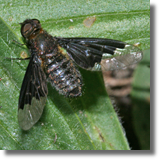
top-left (18, 56), bottom-right (48, 130)
top-left (56, 37), bottom-right (143, 71)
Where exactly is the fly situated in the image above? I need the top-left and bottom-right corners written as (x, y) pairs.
top-left (16, 19), bottom-right (142, 130)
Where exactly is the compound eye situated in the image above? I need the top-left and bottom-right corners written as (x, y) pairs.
top-left (23, 23), bottom-right (32, 34)
top-left (21, 19), bottom-right (41, 38)
top-left (32, 19), bottom-right (40, 24)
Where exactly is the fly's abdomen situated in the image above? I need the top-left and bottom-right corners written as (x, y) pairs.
top-left (44, 50), bottom-right (82, 97)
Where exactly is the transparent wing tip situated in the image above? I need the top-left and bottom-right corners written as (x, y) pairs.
top-left (101, 44), bottom-right (143, 71)
top-left (18, 97), bottom-right (46, 130)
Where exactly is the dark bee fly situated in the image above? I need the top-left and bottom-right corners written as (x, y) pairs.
top-left (17, 19), bottom-right (143, 130)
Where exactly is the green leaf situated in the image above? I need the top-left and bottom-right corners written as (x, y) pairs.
top-left (0, 0), bottom-right (149, 150)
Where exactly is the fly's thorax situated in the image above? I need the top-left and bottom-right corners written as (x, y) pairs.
top-left (28, 31), bottom-right (57, 57)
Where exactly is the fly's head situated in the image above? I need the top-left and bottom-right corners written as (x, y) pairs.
top-left (20, 19), bottom-right (42, 40)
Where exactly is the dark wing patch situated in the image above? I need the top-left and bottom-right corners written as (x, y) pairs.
top-left (18, 56), bottom-right (48, 130)
top-left (64, 42), bottom-right (102, 69)
top-left (56, 37), bottom-right (143, 71)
